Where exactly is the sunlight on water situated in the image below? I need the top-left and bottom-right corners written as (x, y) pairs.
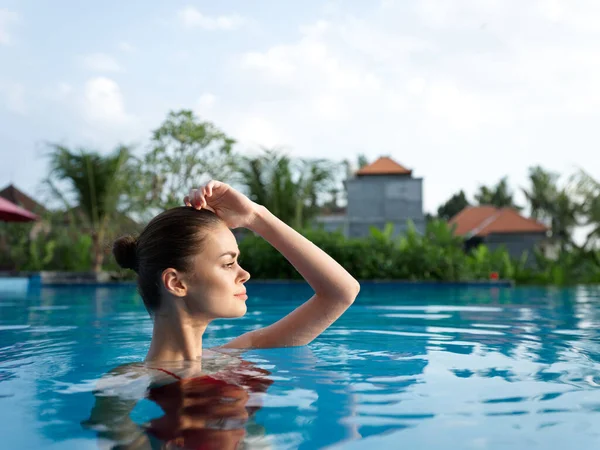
top-left (1, 282), bottom-right (600, 448)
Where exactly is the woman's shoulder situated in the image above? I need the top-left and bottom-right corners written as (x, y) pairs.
top-left (94, 362), bottom-right (166, 399)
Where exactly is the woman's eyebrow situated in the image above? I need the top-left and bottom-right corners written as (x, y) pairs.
top-left (219, 251), bottom-right (239, 258)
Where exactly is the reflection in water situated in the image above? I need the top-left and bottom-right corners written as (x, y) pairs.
top-left (2, 284), bottom-right (600, 448)
top-left (83, 356), bottom-right (273, 449)
top-left (145, 365), bottom-right (272, 449)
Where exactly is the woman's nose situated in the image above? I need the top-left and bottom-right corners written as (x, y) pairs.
top-left (238, 266), bottom-right (250, 283)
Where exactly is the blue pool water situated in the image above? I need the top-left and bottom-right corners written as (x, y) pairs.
top-left (1, 280), bottom-right (600, 449)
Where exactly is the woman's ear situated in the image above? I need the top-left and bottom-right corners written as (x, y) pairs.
top-left (161, 268), bottom-right (188, 297)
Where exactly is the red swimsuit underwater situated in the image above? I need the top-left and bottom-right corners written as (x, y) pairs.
top-left (143, 362), bottom-right (273, 449)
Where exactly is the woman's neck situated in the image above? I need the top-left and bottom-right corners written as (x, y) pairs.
top-left (145, 305), bottom-right (209, 362)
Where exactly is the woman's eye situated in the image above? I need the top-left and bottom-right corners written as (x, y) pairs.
top-left (225, 262), bottom-right (235, 268)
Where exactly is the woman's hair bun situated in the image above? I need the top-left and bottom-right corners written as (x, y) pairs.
top-left (113, 235), bottom-right (138, 271)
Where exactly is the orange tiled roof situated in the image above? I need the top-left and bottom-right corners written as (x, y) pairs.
top-left (356, 157), bottom-right (412, 176)
top-left (449, 206), bottom-right (548, 237)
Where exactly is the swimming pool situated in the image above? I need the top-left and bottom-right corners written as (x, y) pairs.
top-left (1, 280), bottom-right (600, 449)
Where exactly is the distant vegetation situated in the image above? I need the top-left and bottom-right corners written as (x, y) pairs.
top-left (239, 220), bottom-right (600, 285)
top-left (1, 109), bottom-right (599, 285)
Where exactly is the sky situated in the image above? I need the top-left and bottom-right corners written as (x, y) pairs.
top-left (1, 0), bottom-right (600, 215)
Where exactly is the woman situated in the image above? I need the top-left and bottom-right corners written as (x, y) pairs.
top-left (84, 180), bottom-right (360, 448)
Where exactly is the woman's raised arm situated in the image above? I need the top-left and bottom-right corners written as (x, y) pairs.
top-left (222, 204), bottom-right (359, 348)
top-left (186, 181), bottom-right (360, 349)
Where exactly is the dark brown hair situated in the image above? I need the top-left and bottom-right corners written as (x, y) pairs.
top-left (113, 207), bottom-right (223, 313)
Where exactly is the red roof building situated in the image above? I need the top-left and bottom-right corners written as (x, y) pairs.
top-left (449, 206), bottom-right (548, 238)
top-left (449, 206), bottom-right (549, 262)
top-left (355, 157), bottom-right (413, 176)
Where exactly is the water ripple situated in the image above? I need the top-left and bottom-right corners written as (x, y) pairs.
top-left (2, 283), bottom-right (600, 448)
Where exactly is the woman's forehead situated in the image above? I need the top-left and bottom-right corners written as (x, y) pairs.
top-left (203, 226), bottom-right (239, 255)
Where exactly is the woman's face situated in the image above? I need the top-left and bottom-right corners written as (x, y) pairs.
top-left (184, 224), bottom-right (251, 319)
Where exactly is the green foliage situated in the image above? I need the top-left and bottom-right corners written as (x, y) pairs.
top-left (475, 176), bottom-right (521, 210)
top-left (357, 154), bottom-right (369, 169)
top-left (5, 108), bottom-right (600, 288)
top-left (0, 223), bottom-right (34, 270)
top-left (133, 109), bottom-right (237, 213)
top-left (573, 169), bottom-right (600, 249)
top-left (24, 235), bottom-right (56, 271)
top-left (237, 148), bottom-right (340, 228)
top-left (0, 222), bottom-right (95, 272)
top-left (238, 219), bottom-right (600, 285)
top-left (45, 144), bottom-right (134, 271)
top-left (46, 144), bottom-right (133, 226)
top-left (551, 190), bottom-right (580, 250)
top-left (52, 233), bottom-right (93, 272)
top-left (522, 166), bottom-right (560, 222)
top-left (522, 166), bottom-right (581, 251)
top-left (3, 206), bottom-right (599, 287)
top-left (437, 190), bottom-right (471, 220)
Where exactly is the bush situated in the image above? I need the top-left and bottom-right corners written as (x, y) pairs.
top-left (239, 219), bottom-right (600, 285)
top-left (2, 218), bottom-right (599, 286)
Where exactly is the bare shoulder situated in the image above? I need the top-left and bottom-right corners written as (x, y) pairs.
top-left (94, 362), bottom-right (157, 398)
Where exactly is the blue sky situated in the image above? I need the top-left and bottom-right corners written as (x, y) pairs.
top-left (2, 0), bottom-right (600, 215)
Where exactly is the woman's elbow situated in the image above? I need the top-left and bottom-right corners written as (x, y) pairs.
top-left (318, 278), bottom-right (360, 305)
top-left (341, 279), bottom-right (360, 305)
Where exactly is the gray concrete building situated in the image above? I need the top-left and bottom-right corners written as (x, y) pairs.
top-left (315, 157), bottom-right (425, 238)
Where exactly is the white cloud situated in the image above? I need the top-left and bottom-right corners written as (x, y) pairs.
top-left (83, 77), bottom-right (132, 125)
top-left (237, 18), bottom-right (428, 130)
top-left (118, 41), bottom-right (135, 53)
top-left (538, 0), bottom-right (564, 22)
top-left (82, 53), bottom-right (122, 72)
top-left (236, 116), bottom-right (283, 148)
top-left (0, 9), bottom-right (18, 45)
top-left (424, 81), bottom-right (503, 131)
top-left (312, 94), bottom-right (346, 121)
top-left (196, 93), bottom-right (216, 112)
top-left (41, 82), bottom-right (74, 104)
top-left (6, 0), bottom-right (600, 221)
top-left (241, 47), bottom-right (297, 81)
top-left (232, 1), bottom-right (600, 215)
top-left (413, 0), bottom-right (512, 29)
top-left (406, 77), bottom-right (426, 96)
top-left (536, 0), bottom-right (600, 32)
top-left (411, 0), bottom-right (600, 36)
top-left (58, 82), bottom-right (73, 97)
top-left (0, 82), bottom-right (27, 114)
top-left (177, 6), bottom-right (245, 30)
top-left (240, 27), bottom-right (382, 96)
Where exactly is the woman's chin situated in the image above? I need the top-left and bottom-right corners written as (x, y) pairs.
top-left (221, 303), bottom-right (247, 319)
top-left (235, 304), bottom-right (248, 317)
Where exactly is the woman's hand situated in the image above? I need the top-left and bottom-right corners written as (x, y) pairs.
top-left (184, 180), bottom-right (259, 229)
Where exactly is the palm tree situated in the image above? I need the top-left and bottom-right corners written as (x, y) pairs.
top-left (237, 148), bottom-right (295, 223)
top-left (523, 166), bottom-right (594, 250)
top-left (237, 148), bottom-right (338, 228)
top-left (294, 158), bottom-right (338, 228)
top-left (522, 166), bottom-right (560, 224)
top-left (475, 177), bottom-right (521, 209)
top-left (45, 144), bottom-right (134, 272)
top-left (437, 190), bottom-right (470, 220)
top-left (574, 169), bottom-right (600, 249)
top-left (551, 189), bottom-right (580, 251)
top-left (357, 154), bottom-right (369, 170)
top-left (522, 166), bottom-right (581, 251)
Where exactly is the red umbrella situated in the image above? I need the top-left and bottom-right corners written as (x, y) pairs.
top-left (0, 197), bottom-right (38, 222)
